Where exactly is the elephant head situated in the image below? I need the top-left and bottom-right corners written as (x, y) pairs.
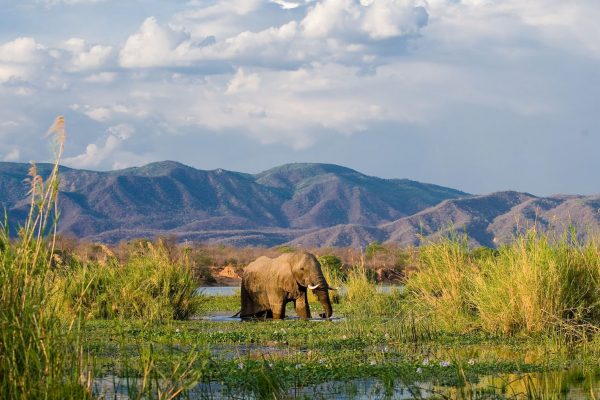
top-left (289, 252), bottom-right (334, 318)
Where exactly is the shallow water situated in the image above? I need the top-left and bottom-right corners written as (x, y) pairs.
top-left (93, 369), bottom-right (600, 399)
top-left (197, 285), bottom-right (403, 296)
top-left (200, 315), bottom-right (346, 322)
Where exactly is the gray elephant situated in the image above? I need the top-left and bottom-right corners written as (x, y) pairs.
top-left (240, 252), bottom-right (334, 320)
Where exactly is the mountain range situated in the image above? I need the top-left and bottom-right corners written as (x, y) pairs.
top-left (1, 161), bottom-right (598, 248)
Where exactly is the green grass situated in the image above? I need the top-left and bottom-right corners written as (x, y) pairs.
top-left (405, 230), bottom-right (600, 336)
top-left (54, 240), bottom-right (203, 321)
top-left (0, 117), bottom-right (91, 399)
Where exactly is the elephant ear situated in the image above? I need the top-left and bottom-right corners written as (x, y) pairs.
top-left (276, 254), bottom-right (301, 294)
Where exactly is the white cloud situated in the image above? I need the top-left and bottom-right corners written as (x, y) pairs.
top-left (121, 1), bottom-right (427, 70)
top-left (63, 124), bottom-right (134, 168)
top-left (40, 0), bottom-right (109, 5)
top-left (71, 103), bottom-right (147, 122)
top-left (107, 123), bottom-right (134, 140)
top-left (119, 17), bottom-right (195, 68)
top-left (84, 107), bottom-right (111, 121)
top-left (2, 0), bottom-right (600, 194)
top-left (172, 0), bottom-right (264, 39)
top-left (0, 37), bottom-right (44, 63)
top-left (271, 0), bottom-right (304, 10)
top-left (226, 68), bottom-right (260, 94)
top-left (0, 37), bottom-right (46, 83)
top-left (361, 0), bottom-right (427, 39)
top-left (84, 72), bottom-right (116, 83)
top-left (301, 0), bottom-right (427, 40)
top-left (63, 38), bottom-right (112, 71)
top-left (0, 65), bottom-right (28, 83)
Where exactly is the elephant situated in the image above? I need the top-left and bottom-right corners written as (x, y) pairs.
top-left (240, 252), bottom-right (334, 320)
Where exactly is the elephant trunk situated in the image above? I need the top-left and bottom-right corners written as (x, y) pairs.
top-left (308, 259), bottom-right (333, 318)
top-left (314, 289), bottom-right (333, 318)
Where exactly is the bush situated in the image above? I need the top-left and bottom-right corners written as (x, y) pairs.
top-left (318, 255), bottom-right (346, 282)
top-left (276, 245), bottom-right (295, 253)
top-left (56, 240), bottom-right (204, 321)
top-left (365, 241), bottom-right (385, 259)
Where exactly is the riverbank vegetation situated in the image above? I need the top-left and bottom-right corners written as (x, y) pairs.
top-left (4, 119), bottom-right (600, 398)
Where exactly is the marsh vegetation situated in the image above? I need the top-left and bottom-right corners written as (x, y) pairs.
top-left (4, 120), bottom-right (600, 399)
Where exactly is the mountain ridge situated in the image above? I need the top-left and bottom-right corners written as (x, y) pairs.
top-left (1, 161), bottom-right (597, 247)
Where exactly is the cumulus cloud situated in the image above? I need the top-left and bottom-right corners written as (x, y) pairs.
top-left (301, 0), bottom-right (427, 40)
top-left (120, 1), bottom-right (428, 70)
top-left (0, 37), bottom-right (46, 83)
top-left (360, 0), bottom-right (428, 39)
top-left (171, 0), bottom-right (265, 39)
top-left (62, 38), bottom-right (112, 71)
top-left (226, 68), bottom-right (260, 94)
top-left (0, 37), bottom-right (44, 63)
top-left (63, 124), bottom-right (135, 168)
top-left (2, 0), bottom-right (600, 194)
top-left (84, 72), bottom-right (116, 83)
top-left (119, 17), bottom-right (197, 68)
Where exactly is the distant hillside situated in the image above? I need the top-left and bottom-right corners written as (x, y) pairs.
top-left (290, 192), bottom-right (600, 248)
top-left (2, 161), bottom-right (597, 247)
top-left (0, 161), bottom-right (467, 245)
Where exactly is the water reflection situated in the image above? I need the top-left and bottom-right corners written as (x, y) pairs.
top-left (93, 369), bottom-right (600, 399)
top-left (197, 285), bottom-right (403, 296)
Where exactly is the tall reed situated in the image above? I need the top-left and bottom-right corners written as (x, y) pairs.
top-left (56, 240), bottom-right (204, 321)
top-left (404, 233), bottom-right (478, 332)
top-left (405, 229), bottom-right (600, 336)
top-left (0, 117), bottom-right (91, 398)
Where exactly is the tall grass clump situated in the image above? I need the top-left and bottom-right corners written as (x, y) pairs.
top-left (0, 117), bottom-right (91, 399)
top-left (473, 230), bottom-right (600, 335)
top-left (404, 233), bottom-right (478, 332)
top-left (405, 229), bottom-right (600, 336)
top-left (341, 255), bottom-right (397, 318)
top-left (57, 240), bottom-right (204, 321)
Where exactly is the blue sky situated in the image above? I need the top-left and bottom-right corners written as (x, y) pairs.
top-left (0, 0), bottom-right (598, 196)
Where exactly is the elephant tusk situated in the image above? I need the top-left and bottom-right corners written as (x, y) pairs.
top-left (308, 284), bottom-right (320, 290)
top-left (327, 286), bottom-right (338, 291)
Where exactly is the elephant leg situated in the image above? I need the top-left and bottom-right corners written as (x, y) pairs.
top-left (295, 292), bottom-right (311, 319)
top-left (240, 283), bottom-right (251, 317)
top-left (267, 292), bottom-right (287, 319)
top-left (270, 301), bottom-right (286, 320)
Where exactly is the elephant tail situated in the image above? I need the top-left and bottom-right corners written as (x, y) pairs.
top-left (231, 309), bottom-right (241, 318)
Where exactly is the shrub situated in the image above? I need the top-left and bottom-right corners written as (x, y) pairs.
top-left (276, 245), bottom-right (295, 253)
top-left (318, 255), bottom-right (346, 282)
top-left (56, 240), bottom-right (204, 321)
top-left (365, 241), bottom-right (385, 259)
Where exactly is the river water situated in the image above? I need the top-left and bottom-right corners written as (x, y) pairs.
top-left (197, 285), bottom-right (403, 296)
